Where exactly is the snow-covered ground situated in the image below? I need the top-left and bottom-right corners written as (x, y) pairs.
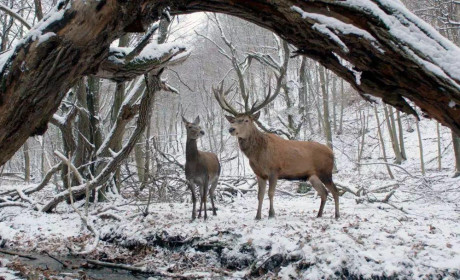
top-left (1, 107), bottom-right (459, 279)
top-left (1, 170), bottom-right (459, 279)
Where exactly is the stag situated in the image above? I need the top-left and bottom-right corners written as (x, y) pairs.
top-left (182, 116), bottom-right (221, 220)
top-left (214, 82), bottom-right (340, 220)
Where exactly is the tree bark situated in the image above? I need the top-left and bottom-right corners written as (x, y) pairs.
top-left (1, 0), bottom-right (460, 166)
top-left (452, 131), bottom-right (460, 177)
top-left (319, 65), bottom-right (332, 150)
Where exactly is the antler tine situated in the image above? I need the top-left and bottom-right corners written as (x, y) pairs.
top-left (212, 80), bottom-right (240, 116)
top-left (248, 77), bottom-right (279, 115)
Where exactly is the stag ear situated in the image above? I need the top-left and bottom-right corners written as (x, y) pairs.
top-left (182, 116), bottom-right (189, 124)
top-left (252, 111), bottom-right (261, 121)
top-left (193, 116), bottom-right (200, 125)
top-left (225, 115), bottom-right (235, 123)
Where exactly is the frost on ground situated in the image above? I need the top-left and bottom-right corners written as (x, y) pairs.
top-left (1, 172), bottom-right (459, 279)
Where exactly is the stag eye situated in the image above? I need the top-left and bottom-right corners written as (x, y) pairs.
top-left (245, 120), bottom-right (249, 123)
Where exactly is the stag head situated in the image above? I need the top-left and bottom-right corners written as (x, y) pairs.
top-left (213, 77), bottom-right (278, 139)
top-left (182, 116), bottom-right (205, 140)
top-left (225, 112), bottom-right (260, 138)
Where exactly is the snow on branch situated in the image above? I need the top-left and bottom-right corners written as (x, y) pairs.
top-left (291, 6), bottom-right (383, 54)
top-left (309, 0), bottom-right (460, 84)
top-left (96, 41), bottom-right (190, 82)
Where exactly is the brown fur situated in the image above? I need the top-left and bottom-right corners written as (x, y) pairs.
top-left (183, 116), bottom-right (220, 220)
top-left (227, 113), bottom-right (339, 219)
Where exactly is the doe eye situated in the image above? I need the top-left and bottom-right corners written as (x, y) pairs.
top-left (245, 120), bottom-right (249, 123)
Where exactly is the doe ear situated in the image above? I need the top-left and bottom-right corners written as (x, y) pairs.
top-left (182, 116), bottom-right (189, 124)
top-left (225, 115), bottom-right (235, 123)
top-left (252, 111), bottom-right (261, 121)
top-left (193, 116), bottom-right (200, 125)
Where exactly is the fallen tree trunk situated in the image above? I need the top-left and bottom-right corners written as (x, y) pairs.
top-left (0, 0), bottom-right (459, 167)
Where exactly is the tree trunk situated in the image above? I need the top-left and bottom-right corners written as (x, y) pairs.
top-left (383, 105), bottom-right (402, 164)
top-left (319, 65), bottom-right (332, 150)
top-left (33, 0), bottom-right (43, 21)
top-left (452, 131), bottom-right (460, 177)
top-left (396, 110), bottom-right (407, 160)
top-left (436, 122), bottom-right (442, 171)
top-left (1, 0), bottom-right (460, 166)
top-left (338, 79), bottom-right (344, 135)
top-left (416, 119), bottom-right (425, 176)
top-left (41, 73), bottom-right (162, 212)
top-left (374, 106), bottom-right (394, 179)
top-left (23, 140), bottom-right (30, 183)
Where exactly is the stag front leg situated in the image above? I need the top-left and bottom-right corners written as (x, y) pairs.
top-left (268, 175), bottom-right (278, 218)
top-left (188, 182), bottom-right (197, 221)
top-left (256, 176), bottom-right (267, 220)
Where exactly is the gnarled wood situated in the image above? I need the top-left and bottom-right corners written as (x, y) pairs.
top-left (1, 0), bottom-right (460, 167)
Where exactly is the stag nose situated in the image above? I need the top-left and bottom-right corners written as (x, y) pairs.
top-left (229, 128), bottom-right (235, 133)
top-left (200, 130), bottom-right (205, 135)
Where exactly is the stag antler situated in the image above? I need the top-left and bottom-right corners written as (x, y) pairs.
top-left (247, 77), bottom-right (279, 115)
top-left (213, 75), bottom-right (284, 117)
top-left (212, 80), bottom-right (239, 115)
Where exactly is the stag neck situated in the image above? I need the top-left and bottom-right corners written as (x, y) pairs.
top-left (186, 138), bottom-right (199, 161)
top-left (238, 125), bottom-right (267, 157)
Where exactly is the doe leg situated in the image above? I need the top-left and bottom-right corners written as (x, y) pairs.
top-left (210, 179), bottom-right (218, 216)
top-left (198, 184), bottom-right (203, 218)
top-left (256, 176), bottom-right (267, 220)
top-left (188, 183), bottom-right (197, 220)
top-left (202, 180), bottom-right (209, 220)
top-left (309, 175), bottom-right (328, 218)
top-left (268, 175), bottom-right (278, 218)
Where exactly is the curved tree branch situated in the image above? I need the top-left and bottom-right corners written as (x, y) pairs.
top-left (0, 0), bottom-right (460, 167)
top-left (0, 3), bottom-right (31, 29)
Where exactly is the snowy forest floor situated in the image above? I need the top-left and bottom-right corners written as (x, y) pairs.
top-left (0, 168), bottom-right (459, 279)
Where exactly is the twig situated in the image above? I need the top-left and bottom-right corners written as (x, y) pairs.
top-left (86, 259), bottom-right (204, 279)
top-left (0, 202), bottom-right (28, 208)
top-left (54, 151), bottom-right (85, 185)
top-left (356, 194), bottom-right (408, 214)
top-left (358, 162), bottom-right (415, 179)
top-left (335, 182), bottom-right (359, 196)
top-left (15, 187), bottom-right (38, 210)
top-left (43, 251), bottom-right (68, 268)
top-left (152, 138), bottom-right (184, 170)
top-left (64, 160), bottom-right (99, 255)
top-left (0, 248), bottom-right (36, 260)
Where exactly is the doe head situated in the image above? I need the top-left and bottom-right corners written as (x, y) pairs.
top-left (225, 111), bottom-right (260, 139)
top-left (182, 116), bottom-right (205, 140)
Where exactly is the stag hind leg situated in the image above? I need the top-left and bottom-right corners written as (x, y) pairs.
top-left (308, 175), bottom-right (328, 218)
top-left (256, 176), bottom-right (267, 220)
top-left (324, 181), bottom-right (340, 219)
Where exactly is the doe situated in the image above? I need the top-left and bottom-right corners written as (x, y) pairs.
top-left (182, 116), bottom-right (220, 220)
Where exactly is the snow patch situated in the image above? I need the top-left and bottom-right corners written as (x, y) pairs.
top-left (291, 6), bottom-right (384, 54)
